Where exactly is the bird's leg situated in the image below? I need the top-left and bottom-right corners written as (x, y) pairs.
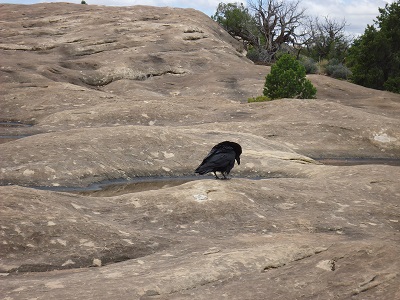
top-left (222, 172), bottom-right (231, 180)
top-left (213, 172), bottom-right (220, 179)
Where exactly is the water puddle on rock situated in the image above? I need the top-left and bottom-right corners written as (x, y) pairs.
top-left (81, 177), bottom-right (202, 197)
top-left (0, 121), bottom-right (33, 144)
top-left (0, 135), bottom-right (31, 144)
top-left (33, 157), bottom-right (400, 197)
top-left (43, 176), bottom-right (205, 197)
top-left (37, 175), bottom-right (270, 197)
top-left (317, 158), bottom-right (400, 167)
top-left (0, 121), bottom-right (32, 127)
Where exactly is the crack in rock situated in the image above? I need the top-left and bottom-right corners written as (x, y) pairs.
top-left (262, 246), bottom-right (328, 272)
top-left (352, 273), bottom-right (398, 295)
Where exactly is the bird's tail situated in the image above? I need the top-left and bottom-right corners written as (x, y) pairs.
top-left (194, 165), bottom-right (209, 175)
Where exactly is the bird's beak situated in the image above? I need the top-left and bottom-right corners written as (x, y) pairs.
top-left (236, 157), bottom-right (240, 165)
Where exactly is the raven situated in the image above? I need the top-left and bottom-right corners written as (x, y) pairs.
top-left (195, 141), bottom-right (242, 179)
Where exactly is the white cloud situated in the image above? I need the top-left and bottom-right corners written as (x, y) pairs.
top-left (302, 0), bottom-right (394, 35)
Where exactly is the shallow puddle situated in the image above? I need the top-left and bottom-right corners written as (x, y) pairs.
top-left (36, 176), bottom-right (204, 197)
top-left (31, 157), bottom-right (400, 197)
top-left (0, 121), bottom-right (32, 127)
top-left (317, 158), bottom-right (400, 167)
top-left (78, 177), bottom-right (200, 197)
top-left (0, 121), bottom-right (33, 144)
top-left (0, 135), bottom-right (31, 144)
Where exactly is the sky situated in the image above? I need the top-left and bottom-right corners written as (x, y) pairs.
top-left (1, 0), bottom-right (397, 36)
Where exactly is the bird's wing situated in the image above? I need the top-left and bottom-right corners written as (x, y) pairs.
top-left (199, 144), bottom-right (234, 164)
top-left (202, 152), bottom-right (234, 167)
top-left (199, 145), bottom-right (222, 164)
top-left (195, 149), bottom-right (235, 173)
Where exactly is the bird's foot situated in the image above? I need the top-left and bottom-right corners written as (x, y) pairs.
top-left (221, 173), bottom-right (230, 180)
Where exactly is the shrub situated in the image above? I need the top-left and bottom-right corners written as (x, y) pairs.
top-left (248, 95), bottom-right (271, 103)
top-left (264, 54), bottom-right (317, 99)
top-left (246, 48), bottom-right (272, 64)
top-left (317, 59), bottom-right (329, 74)
top-left (300, 56), bottom-right (318, 74)
top-left (325, 59), bottom-right (352, 79)
top-left (384, 76), bottom-right (400, 93)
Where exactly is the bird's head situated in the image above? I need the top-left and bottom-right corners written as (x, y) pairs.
top-left (224, 141), bottom-right (242, 165)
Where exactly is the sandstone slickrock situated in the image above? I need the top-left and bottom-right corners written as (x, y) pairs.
top-left (0, 3), bottom-right (399, 300)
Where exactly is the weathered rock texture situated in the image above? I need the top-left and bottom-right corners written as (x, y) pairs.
top-left (0, 3), bottom-right (399, 300)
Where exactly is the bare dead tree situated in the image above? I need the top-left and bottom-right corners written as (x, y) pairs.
top-left (213, 1), bottom-right (352, 63)
top-left (248, 0), bottom-right (307, 61)
top-left (303, 16), bottom-right (352, 61)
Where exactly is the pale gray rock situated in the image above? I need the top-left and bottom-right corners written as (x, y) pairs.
top-left (0, 3), bottom-right (399, 300)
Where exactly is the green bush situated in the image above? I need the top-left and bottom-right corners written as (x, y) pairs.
top-left (346, 2), bottom-right (400, 93)
top-left (384, 76), bottom-right (400, 93)
top-left (248, 95), bottom-right (271, 103)
top-left (325, 59), bottom-right (352, 79)
top-left (264, 54), bottom-right (317, 99)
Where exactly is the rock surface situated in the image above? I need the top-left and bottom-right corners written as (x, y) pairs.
top-left (1, 3), bottom-right (400, 299)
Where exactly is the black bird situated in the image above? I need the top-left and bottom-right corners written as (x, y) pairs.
top-left (195, 141), bottom-right (242, 179)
